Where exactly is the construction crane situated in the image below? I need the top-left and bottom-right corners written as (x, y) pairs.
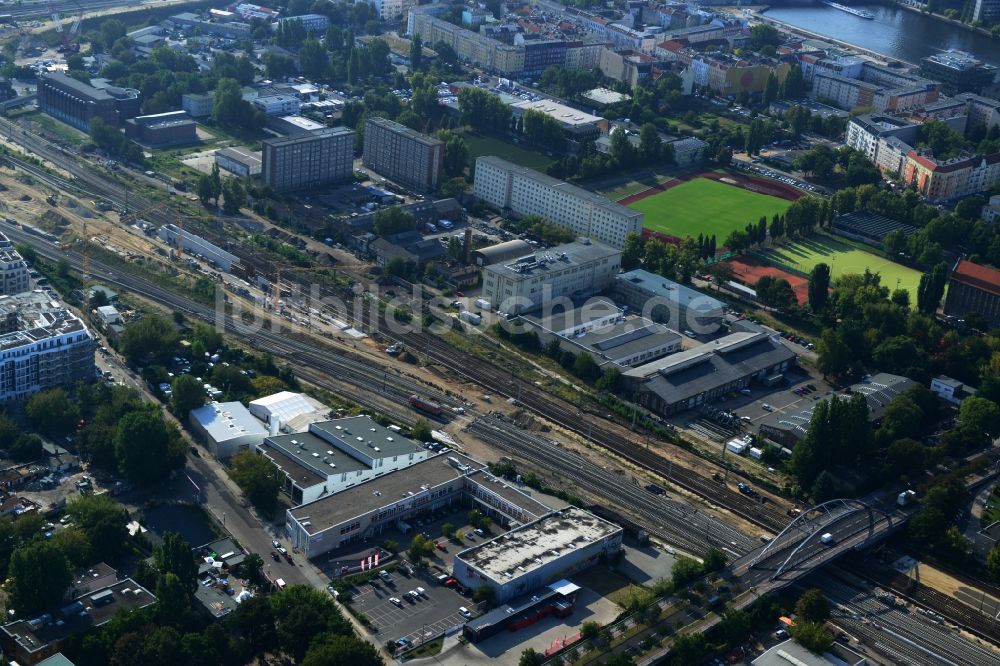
top-left (49, 1), bottom-right (82, 53)
top-left (80, 221), bottom-right (97, 314)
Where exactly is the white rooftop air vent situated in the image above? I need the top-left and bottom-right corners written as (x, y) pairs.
top-left (329, 463), bottom-right (336, 468)
top-left (312, 452), bottom-right (319, 458)
top-left (335, 425), bottom-right (342, 430)
top-left (291, 439), bottom-right (298, 445)
top-left (326, 450), bottom-right (334, 455)
top-left (356, 436), bottom-right (363, 441)
top-left (386, 437), bottom-right (394, 442)
top-left (374, 447), bottom-right (380, 452)
top-left (370, 427), bottom-right (376, 432)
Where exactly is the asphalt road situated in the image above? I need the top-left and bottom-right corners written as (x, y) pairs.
top-left (96, 338), bottom-right (321, 588)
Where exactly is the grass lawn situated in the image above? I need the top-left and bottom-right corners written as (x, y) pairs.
top-left (402, 637), bottom-right (443, 660)
top-left (627, 177), bottom-right (791, 240)
top-left (463, 131), bottom-right (554, 171)
top-left (762, 235), bottom-right (923, 296)
top-left (599, 172), bottom-right (677, 201)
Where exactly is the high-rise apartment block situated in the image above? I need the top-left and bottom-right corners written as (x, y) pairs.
top-left (473, 156), bottom-right (643, 249)
top-left (363, 117), bottom-right (443, 193)
top-left (261, 127), bottom-right (354, 193)
top-left (0, 290), bottom-right (94, 402)
top-left (0, 234), bottom-right (30, 296)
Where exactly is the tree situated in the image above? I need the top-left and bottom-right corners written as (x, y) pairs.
top-left (519, 648), bottom-right (543, 666)
top-left (580, 620), bottom-right (601, 639)
top-left (719, 608), bottom-right (752, 646)
top-left (621, 232), bottom-right (645, 272)
top-left (171, 374), bottom-right (205, 416)
top-left (795, 589), bottom-right (830, 623)
top-left (959, 396), bottom-right (1000, 440)
top-left (639, 123), bottom-right (661, 163)
top-left (609, 127), bottom-right (636, 164)
top-left (411, 418), bottom-right (432, 442)
top-left (439, 131), bottom-right (468, 178)
top-left (407, 533), bottom-right (435, 564)
top-left (791, 621), bottom-right (833, 653)
top-left (817, 328), bottom-right (853, 378)
top-left (808, 263), bottom-right (831, 312)
top-left (302, 635), bottom-right (384, 666)
top-left (917, 262), bottom-right (948, 314)
top-left (68, 493), bottom-right (129, 562)
top-left (154, 532), bottom-right (198, 592)
top-left (409, 34), bottom-right (423, 71)
top-left (221, 178), bottom-right (246, 215)
top-left (230, 450), bottom-right (282, 516)
top-left (212, 78), bottom-right (262, 130)
top-left (270, 585), bottom-right (353, 661)
top-left (156, 571), bottom-right (191, 622)
top-left (230, 594), bottom-right (277, 656)
top-left (25, 388), bottom-right (79, 439)
top-left (573, 352), bottom-right (600, 381)
top-left (702, 547), bottom-right (726, 572)
top-left (762, 71), bottom-right (779, 106)
top-left (114, 410), bottom-right (185, 486)
top-left (987, 543), bottom-right (1000, 583)
top-left (120, 314), bottom-right (179, 365)
top-left (196, 174), bottom-right (216, 205)
top-left (373, 207), bottom-right (416, 236)
top-left (750, 24), bottom-right (781, 51)
top-left (671, 556), bottom-right (703, 589)
top-left (8, 540), bottom-right (73, 614)
top-left (7, 434), bottom-right (43, 462)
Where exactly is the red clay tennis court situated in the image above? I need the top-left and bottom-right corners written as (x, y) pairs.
top-left (726, 257), bottom-right (809, 305)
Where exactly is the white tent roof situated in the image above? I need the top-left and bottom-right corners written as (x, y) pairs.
top-left (248, 391), bottom-right (327, 425)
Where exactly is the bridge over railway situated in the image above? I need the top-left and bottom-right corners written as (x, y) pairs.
top-left (731, 498), bottom-right (915, 593)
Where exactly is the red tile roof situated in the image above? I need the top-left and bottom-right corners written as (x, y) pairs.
top-left (952, 259), bottom-right (1000, 298)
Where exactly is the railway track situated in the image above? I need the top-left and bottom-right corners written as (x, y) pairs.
top-left (395, 328), bottom-right (791, 531)
top-left (815, 569), bottom-right (1000, 666)
top-left (468, 414), bottom-right (756, 557)
top-left (3, 225), bottom-right (453, 425)
top-left (9, 117), bottom-right (1000, 654)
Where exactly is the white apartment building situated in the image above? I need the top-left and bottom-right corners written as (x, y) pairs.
top-left (257, 416), bottom-right (429, 504)
top-left (370, 0), bottom-right (416, 21)
top-left (0, 234), bottom-right (30, 296)
top-left (252, 94), bottom-right (300, 116)
top-left (481, 239), bottom-right (622, 316)
top-left (474, 156), bottom-right (643, 249)
top-left (844, 114), bottom-right (920, 177)
top-left (0, 291), bottom-right (94, 403)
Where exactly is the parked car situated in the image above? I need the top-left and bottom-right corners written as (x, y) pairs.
top-left (270, 552), bottom-right (281, 562)
top-left (389, 597), bottom-right (403, 607)
top-left (459, 606), bottom-right (472, 618)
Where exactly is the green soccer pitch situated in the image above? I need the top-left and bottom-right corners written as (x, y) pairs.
top-left (626, 177), bottom-right (792, 240)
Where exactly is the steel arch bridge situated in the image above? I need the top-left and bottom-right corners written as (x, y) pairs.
top-left (748, 499), bottom-right (882, 581)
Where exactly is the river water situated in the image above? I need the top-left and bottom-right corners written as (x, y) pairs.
top-left (763, 3), bottom-right (1000, 67)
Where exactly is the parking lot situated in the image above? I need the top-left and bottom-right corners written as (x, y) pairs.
top-left (351, 571), bottom-right (479, 646)
top-left (673, 368), bottom-right (833, 436)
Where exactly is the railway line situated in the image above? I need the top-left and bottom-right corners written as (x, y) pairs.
top-left (7, 114), bottom-right (1000, 658)
top-left (467, 414), bottom-right (756, 557)
top-left (394, 328), bottom-right (791, 531)
top-left (2, 126), bottom-right (783, 534)
top-left (814, 569), bottom-right (1000, 666)
top-left (2, 225), bottom-right (455, 427)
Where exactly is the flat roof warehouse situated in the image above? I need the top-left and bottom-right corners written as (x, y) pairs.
top-left (459, 507), bottom-right (620, 581)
